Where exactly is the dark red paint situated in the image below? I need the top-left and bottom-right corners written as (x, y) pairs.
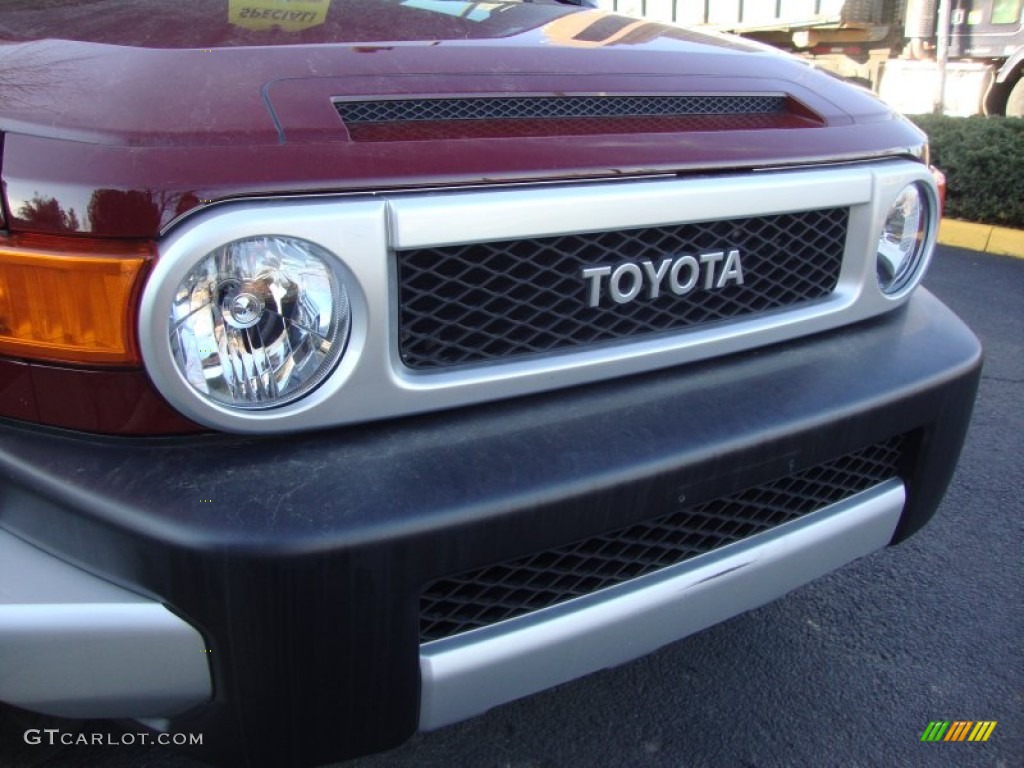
top-left (0, 0), bottom-right (925, 238)
top-left (0, 358), bottom-right (201, 435)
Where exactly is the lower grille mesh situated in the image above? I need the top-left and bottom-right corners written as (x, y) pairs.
top-left (420, 437), bottom-right (905, 643)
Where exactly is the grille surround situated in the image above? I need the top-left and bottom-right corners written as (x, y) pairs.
top-left (398, 207), bottom-right (848, 369)
top-left (335, 94), bottom-right (788, 125)
top-left (143, 161), bottom-right (938, 434)
top-left (420, 437), bottom-right (906, 643)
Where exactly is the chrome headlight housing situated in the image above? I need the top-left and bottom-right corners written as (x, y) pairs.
top-left (876, 182), bottom-right (932, 296)
top-left (168, 236), bottom-right (349, 410)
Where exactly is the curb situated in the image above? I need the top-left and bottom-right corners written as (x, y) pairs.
top-left (938, 219), bottom-right (1024, 259)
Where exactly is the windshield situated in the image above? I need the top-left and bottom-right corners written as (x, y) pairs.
top-left (0, 0), bottom-right (578, 47)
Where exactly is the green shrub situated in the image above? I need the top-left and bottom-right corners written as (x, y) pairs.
top-left (909, 115), bottom-right (1024, 229)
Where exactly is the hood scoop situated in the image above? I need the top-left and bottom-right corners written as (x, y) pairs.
top-left (333, 93), bottom-right (823, 142)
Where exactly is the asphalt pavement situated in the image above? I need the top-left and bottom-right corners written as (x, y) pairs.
top-left (2, 245), bottom-right (1021, 768)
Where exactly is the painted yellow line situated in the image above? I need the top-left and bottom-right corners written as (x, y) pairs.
top-left (939, 219), bottom-right (1024, 259)
top-left (988, 227), bottom-right (1024, 258)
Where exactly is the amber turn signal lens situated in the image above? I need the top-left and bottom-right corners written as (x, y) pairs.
top-left (0, 234), bottom-right (152, 365)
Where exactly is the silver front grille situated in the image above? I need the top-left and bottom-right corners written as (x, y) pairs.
top-left (147, 161), bottom-right (936, 434)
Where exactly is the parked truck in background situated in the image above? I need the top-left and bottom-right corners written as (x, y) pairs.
top-left (601, 0), bottom-right (1024, 116)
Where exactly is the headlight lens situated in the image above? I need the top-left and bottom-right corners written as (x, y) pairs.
top-left (168, 236), bottom-right (349, 409)
top-left (877, 183), bottom-right (929, 295)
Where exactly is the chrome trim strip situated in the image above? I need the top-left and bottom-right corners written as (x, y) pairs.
top-left (143, 160), bottom-right (938, 433)
top-left (418, 480), bottom-right (905, 731)
top-left (0, 528), bottom-right (211, 718)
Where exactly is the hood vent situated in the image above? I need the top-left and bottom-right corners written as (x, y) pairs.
top-left (335, 94), bottom-right (786, 124)
top-left (333, 94), bottom-right (819, 141)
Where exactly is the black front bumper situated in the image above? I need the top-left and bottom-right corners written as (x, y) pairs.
top-left (0, 290), bottom-right (980, 767)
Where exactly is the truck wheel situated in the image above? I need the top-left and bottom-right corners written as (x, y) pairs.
top-left (1007, 77), bottom-right (1024, 118)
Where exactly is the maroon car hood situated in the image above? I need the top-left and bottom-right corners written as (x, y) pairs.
top-left (0, 0), bottom-right (923, 237)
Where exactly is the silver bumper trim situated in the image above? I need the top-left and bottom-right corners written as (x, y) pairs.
top-left (419, 479), bottom-right (904, 730)
top-left (0, 528), bottom-right (212, 718)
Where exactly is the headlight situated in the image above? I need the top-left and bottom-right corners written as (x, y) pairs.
top-left (876, 183), bottom-right (930, 295)
top-left (168, 236), bottom-right (349, 409)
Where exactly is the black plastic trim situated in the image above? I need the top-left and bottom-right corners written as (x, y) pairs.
top-left (0, 289), bottom-right (981, 767)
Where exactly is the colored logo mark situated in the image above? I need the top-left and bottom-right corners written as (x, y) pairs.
top-left (920, 720), bottom-right (997, 742)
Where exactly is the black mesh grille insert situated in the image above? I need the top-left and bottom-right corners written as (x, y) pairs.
top-left (398, 208), bottom-right (848, 369)
top-left (336, 95), bottom-right (787, 124)
top-left (420, 437), bottom-right (905, 643)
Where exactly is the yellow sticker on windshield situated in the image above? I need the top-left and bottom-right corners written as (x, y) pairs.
top-left (229, 0), bottom-right (330, 32)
